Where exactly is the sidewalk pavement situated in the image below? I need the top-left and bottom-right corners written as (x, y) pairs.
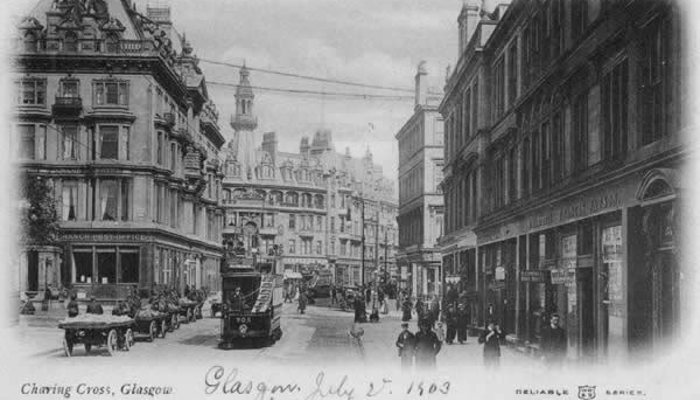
top-left (351, 308), bottom-right (533, 370)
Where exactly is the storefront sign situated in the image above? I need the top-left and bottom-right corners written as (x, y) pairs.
top-left (528, 190), bottom-right (622, 230)
top-left (520, 270), bottom-right (550, 283)
top-left (495, 266), bottom-right (505, 280)
top-left (550, 268), bottom-right (575, 285)
top-left (61, 232), bottom-right (152, 243)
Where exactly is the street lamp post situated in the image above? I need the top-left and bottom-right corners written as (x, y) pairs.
top-left (360, 196), bottom-right (365, 287)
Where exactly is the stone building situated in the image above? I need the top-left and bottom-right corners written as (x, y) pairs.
top-left (395, 62), bottom-right (445, 300)
top-left (13, 0), bottom-right (226, 298)
top-left (222, 68), bottom-right (398, 287)
top-left (440, 0), bottom-right (686, 361)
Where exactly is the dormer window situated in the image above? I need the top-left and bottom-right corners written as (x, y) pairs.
top-left (64, 31), bottom-right (78, 52)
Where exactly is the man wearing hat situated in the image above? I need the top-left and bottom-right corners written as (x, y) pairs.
top-left (86, 296), bottom-right (104, 315)
top-left (413, 319), bottom-right (441, 369)
top-left (395, 322), bottom-right (415, 371)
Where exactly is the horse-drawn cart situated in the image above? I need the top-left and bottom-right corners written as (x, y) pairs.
top-left (134, 310), bottom-right (169, 341)
top-left (58, 315), bottom-right (135, 357)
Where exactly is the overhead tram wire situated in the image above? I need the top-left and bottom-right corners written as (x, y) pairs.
top-left (199, 58), bottom-right (430, 94)
top-left (206, 81), bottom-right (414, 101)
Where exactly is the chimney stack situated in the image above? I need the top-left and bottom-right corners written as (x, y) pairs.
top-left (415, 61), bottom-right (428, 108)
top-left (458, 1), bottom-right (480, 58)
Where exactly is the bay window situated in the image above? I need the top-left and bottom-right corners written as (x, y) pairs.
top-left (93, 80), bottom-right (128, 107)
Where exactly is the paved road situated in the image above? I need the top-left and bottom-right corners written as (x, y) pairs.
top-left (12, 299), bottom-right (530, 372)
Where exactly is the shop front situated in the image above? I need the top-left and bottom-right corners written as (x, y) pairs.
top-left (476, 167), bottom-right (682, 362)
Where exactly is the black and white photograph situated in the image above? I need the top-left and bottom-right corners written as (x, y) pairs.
top-left (2, 0), bottom-right (700, 399)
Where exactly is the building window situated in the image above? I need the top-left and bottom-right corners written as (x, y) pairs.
top-left (62, 180), bottom-right (79, 221)
top-left (602, 60), bottom-right (629, 160)
top-left (97, 125), bottom-right (119, 160)
top-left (288, 214), bottom-right (296, 230)
top-left (288, 239), bottom-right (296, 254)
top-left (522, 138), bottom-right (530, 197)
top-left (97, 178), bottom-right (129, 221)
top-left (170, 142), bottom-right (177, 171)
top-left (316, 241), bottom-right (322, 255)
top-left (572, 0), bottom-right (588, 40)
top-left (508, 148), bottom-right (517, 203)
top-left (16, 79), bottom-right (46, 105)
top-left (18, 124), bottom-right (36, 159)
top-left (552, 112), bottom-right (564, 181)
top-left (73, 249), bottom-right (93, 283)
top-left (494, 57), bottom-right (506, 120)
top-left (316, 215), bottom-right (323, 231)
top-left (59, 79), bottom-right (80, 98)
top-left (541, 121), bottom-right (551, 189)
top-left (61, 124), bottom-right (79, 160)
top-left (640, 16), bottom-right (671, 145)
top-left (97, 248), bottom-right (117, 284)
top-left (93, 80), bottom-right (128, 106)
top-left (508, 42), bottom-right (518, 107)
top-left (572, 93), bottom-right (589, 173)
top-left (551, 0), bottom-right (563, 58)
top-left (120, 248), bottom-right (140, 283)
top-left (532, 130), bottom-right (541, 191)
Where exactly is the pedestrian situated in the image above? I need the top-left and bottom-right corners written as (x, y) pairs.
top-left (298, 290), bottom-right (308, 314)
top-left (540, 314), bottom-right (567, 368)
top-left (444, 304), bottom-right (457, 344)
top-left (66, 293), bottom-right (79, 318)
top-left (478, 321), bottom-right (505, 369)
top-left (395, 322), bottom-right (415, 371)
top-left (435, 321), bottom-right (446, 343)
top-left (86, 296), bottom-right (103, 315)
top-left (456, 303), bottom-right (469, 344)
top-left (401, 297), bottom-right (413, 322)
top-left (415, 297), bottom-right (425, 322)
top-left (365, 286), bottom-right (372, 305)
top-left (413, 319), bottom-right (441, 370)
top-left (430, 295), bottom-right (440, 326)
top-left (330, 285), bottom-right (337, 305)
top-left (354, 294), bottom-right (366, 323)
top-left (369, 306), bottom-right (380, 322)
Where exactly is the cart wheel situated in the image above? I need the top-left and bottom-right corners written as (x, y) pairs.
top-left (107, 329), bottom-right (118, 356)
top-left (62, 337), bottom-right (73, 357)
top-left (85, 343), bottom-right (92, 353)
top-left (148, 321), bottom-right (156, 342)
top-left (124, 328), bottom-right (135, 351)
top-left (160, 319), bottom-right (167, 338)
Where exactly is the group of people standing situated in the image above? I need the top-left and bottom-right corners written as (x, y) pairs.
top-left (395, 320), bottom-right (442, 371)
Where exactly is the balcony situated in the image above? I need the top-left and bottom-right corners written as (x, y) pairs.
top-left (161, 112), bottom-right (176, 129)
top-left (259, 227), bottom-right (278, 236)
top-left (297, 229), bottom-right (315, 238)
top-left (52, 96), bottom-right (82, 116)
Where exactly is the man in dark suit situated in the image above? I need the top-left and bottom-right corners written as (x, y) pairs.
top-left (413, 319), bottom-right (441, 370)
top-left (86, 296), bottom-right (103, 315)
top-left (541, 314), bottom-right (567, 368)
top-left (444, 304), bottom-right (457, 344)
top-left (395, 322), bottom-right (415, 371)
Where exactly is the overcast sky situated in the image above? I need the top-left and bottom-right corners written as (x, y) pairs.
top-left (7, 0), bottom-right (475, 180)
top-left (164, 0), bottom-right (464, 181)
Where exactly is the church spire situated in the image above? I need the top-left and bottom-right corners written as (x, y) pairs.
top-left (231, 64), bottom-right (257, 131)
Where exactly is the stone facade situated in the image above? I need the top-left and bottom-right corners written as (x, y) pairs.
top-left (13, 0), bottom-right (226, 297)
top-left (440, 0), bottom-right (687, 361)
top-left (222, 68), bottom-right (398, 287)
top-left (395, 62), bottom-right (445, 300)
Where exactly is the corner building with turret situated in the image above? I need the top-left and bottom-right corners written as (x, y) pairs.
top-left (13, 0), bottom-right (226, 298)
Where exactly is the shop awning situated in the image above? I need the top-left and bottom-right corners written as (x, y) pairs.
top-left (284, 270), bottom-right (303, 280)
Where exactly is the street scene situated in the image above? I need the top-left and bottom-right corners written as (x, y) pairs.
top-left (9, 0), bottom-right (688, 373)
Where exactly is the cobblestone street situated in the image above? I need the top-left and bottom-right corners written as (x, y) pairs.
top-left (13, 299), bottom-right (531, 373)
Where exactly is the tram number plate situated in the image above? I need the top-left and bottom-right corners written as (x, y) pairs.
top-left (235, 317), bottom-right (251, 323)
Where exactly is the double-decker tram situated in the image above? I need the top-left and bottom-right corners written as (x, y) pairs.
top-left (218, 250), bottom-right (284, 349)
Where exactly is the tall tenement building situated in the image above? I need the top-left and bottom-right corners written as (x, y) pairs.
top-left (440, 0), bottom-right (686, 362)
top-left (13, 0), bottom-right (226, 297)
top-left (395, 62), bottom-right (445, 299)
top-left (222, 68), bottom-right (398, 287)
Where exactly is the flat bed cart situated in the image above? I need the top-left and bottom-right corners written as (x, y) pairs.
top-left (58, 319), bottom-right (135, 357)
top-left (165, 308), bottom-right (181, 332)
top-left (134, 312), bottom-right (168, 341)
top-left (178, 302), bottom-right (198, 324)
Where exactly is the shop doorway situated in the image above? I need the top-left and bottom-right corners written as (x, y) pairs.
top-left (652, 249), bottom-right (680, 348)
top-left (577, 267), bottom-right (595, 359)
top-left (27, 250), bottom-right (39, 292)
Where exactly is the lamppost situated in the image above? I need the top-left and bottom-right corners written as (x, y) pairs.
top-left (351, 190), bottom-right (366, 287)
